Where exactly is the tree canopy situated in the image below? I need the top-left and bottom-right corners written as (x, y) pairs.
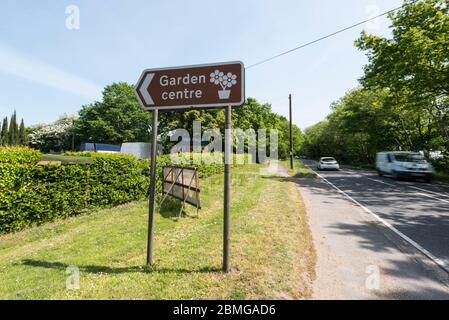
top-left (303, 0), bottom-right (449, 170)
top-left (75, 82), bottom-right (151, 145)
top-left (73, 82), bottom-right (302, 160)
top-left (0, 112), bottom-right (26, 147)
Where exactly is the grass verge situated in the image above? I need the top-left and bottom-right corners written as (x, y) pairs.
top-left (281, 160), bottom-right (317, 178)
top-left (39, 154), bottom-right (93, 164)
top-left (0, 164), bottom-right (315, 299)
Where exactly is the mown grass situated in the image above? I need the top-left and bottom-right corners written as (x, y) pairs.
top-left (39, 154), bottom-right (93, 164)
top-left (282, 160), bottom-right (317, 178)
top-left (0, 164), bottom-right (315, 300)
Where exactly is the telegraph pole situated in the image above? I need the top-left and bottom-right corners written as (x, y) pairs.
top-left (289, 94), bottom-right (293, 170)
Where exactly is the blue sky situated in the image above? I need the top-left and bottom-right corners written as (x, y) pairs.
top-left (0, 0), bottom-right (402, 129)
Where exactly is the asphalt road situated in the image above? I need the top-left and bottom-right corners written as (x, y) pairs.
top-left (302, 159), bottom-right (449, 272)
top-left (294, 159), bottom-right (449, 299)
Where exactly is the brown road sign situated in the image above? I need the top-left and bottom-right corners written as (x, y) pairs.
top-left (135, 61), bottom-right (245, 110)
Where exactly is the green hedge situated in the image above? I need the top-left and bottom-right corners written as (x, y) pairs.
top-left (0, 147), bottom-right (42, 163)
top-left (0, 148), bottom-right (239, 233)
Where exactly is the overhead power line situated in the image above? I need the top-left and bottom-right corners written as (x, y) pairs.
top-left (246, 0), bottom-right (419, 69)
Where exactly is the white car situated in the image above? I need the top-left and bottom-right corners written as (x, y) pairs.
top-left (317, 157), bottom-right (340, 171)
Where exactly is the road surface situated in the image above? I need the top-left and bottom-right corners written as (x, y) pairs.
top-left (296, 159), bottom-right (449, 299)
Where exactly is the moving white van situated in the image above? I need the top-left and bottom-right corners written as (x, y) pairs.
top-left (376, 152), bottom-right (435, 182)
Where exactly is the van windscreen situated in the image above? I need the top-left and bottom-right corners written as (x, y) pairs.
top-left (394, 154), bottom-right (426, 163)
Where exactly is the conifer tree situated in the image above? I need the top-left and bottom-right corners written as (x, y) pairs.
top-left (18, 118), bottom-right (27, 145)
top-left (8, 112), bottom-right (16, 145)
top-left (0, 117), bottom-right (8, 146)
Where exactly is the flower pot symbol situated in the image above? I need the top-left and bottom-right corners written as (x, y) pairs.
top-left (210, 70), bottom-right (237, 100)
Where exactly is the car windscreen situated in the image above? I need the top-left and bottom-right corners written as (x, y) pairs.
top-left (394, 154), bottom-right (427, 163)
top-left (321, 158), bottom-right (336, 162)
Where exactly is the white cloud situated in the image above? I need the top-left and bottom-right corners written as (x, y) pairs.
top-left (0, 45), bottom-right (102, 100)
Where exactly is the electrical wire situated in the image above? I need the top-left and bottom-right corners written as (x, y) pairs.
top-left (246, 0), bottom-right (419, 69)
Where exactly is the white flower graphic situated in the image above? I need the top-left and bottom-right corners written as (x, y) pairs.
top-left (210, 70), bottom-right (224, 85)
top-left (223, 72), bottom-right (237, 88)
top-left (210, 69), bottom-right (238, 100)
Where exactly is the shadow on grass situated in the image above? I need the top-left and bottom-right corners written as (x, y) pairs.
top-left (158, 197), bottom-right (196, 220)
top-left (21, 259), bottom-right (221, 274)
top-left (261, 176), bottom-right (297, 183)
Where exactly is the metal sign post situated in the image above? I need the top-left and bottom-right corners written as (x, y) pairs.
top-left (135, 61), bottom-right (245, 271)
top-left (147, 108), bottom-right (159, 265)
top-left (223, 105), bottom-right (232, 273)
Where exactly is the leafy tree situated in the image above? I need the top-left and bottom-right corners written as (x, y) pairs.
top-left (158, 97), bottom-right (302, 160)
top-left (304, 0), bottom-right (449, 169)
top-left (28, 115), bottom-right (77, 152)
top-left (355, 0), bottom-right (449, 153)
top-left (75, 82), bottom-right (151, 145)
top-left (75, 81), bottom-right (301, 160)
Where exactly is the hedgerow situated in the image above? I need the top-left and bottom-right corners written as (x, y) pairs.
top-left (0, 148), bottom-right (243, 233)
top-left (0, 147), bottom-right (42, 163)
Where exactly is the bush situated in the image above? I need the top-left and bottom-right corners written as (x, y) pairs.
top-left (431, 156), bottom-right (449, 174)
top-left (0, 149), bottom-right (243, 233)
top-left (62, 151), bottom-right (95, 157)
top-left (0, 147), bottom-right (41, 164)
top-left (0, 153), bottom-right (149, 233)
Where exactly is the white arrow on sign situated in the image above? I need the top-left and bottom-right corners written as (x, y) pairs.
top-left (137, 73), bottom-right (155, 106)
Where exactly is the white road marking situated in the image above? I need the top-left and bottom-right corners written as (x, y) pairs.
top-left (332, 163), bottom-right (449, 199)
top-left (362, 175), bottom-right (449, 204)
top-left (366, 177), bottom-right (396, 187)
top-left (409, 185), bottom-right (449, 198)
top-left (365, 177), bottom-right (449, 204)
top-left (412, 191), bottom-right (449, 204)
top-left (304, 163), bottom-right (449, 274)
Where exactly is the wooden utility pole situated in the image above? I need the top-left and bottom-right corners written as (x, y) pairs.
top-left (289, 94), bottom-right (293, 170)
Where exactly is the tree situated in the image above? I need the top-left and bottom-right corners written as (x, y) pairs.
top-left (18, 118), bottom-right (27, 145)
top-left (303, 0), bottom-right (449, 167)
top-left (0, 117), bottom-right (8, 146)
top-left (28, 115), bottom-right (77, 152)
top-left (355, 0), bottom-right (449, 154)
top-left (302, 88), bottom-right (402, 164)
top-left (102, 93), bottom-right (302, 161)
top-left (75, 82), bottom-right (151, 145)
top-left (7, 111), bottom-right (20, 146)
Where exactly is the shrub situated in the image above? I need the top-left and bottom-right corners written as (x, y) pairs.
top-left (0, 147), bottom-right (41, 163)
top-left (0, 153), bottom-right (149, 233)
top-left (431, 156), bottom-right (449, 174)
top-left (0, 149), bottom-right (244, 233)
top-left (62, 151), bottom-right (95, 157)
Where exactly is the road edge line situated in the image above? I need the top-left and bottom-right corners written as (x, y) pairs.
top-left (310, 168), bottom-right (449, 275)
